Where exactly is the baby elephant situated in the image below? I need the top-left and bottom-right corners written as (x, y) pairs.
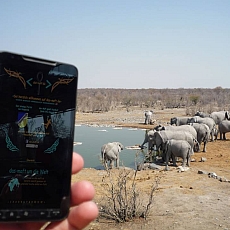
top-left (165, 139), bottom-right (192, 171)
top-left (101, 142), bottom-right (124, 170)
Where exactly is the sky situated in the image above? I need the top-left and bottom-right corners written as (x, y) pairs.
top-left (1, 0), bottom-right (230, 89)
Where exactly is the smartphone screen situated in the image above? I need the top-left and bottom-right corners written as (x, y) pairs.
top-left (0, 52), bottom-right (78, 221)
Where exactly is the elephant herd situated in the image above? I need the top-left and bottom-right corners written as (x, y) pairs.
top-left (140, 110), bottom-right (230, 170)
top-left (101, 110), bottom-right (230, 170)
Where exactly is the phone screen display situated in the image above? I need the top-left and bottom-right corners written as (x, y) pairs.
top-left (0, 52), bottom-right (78, 221)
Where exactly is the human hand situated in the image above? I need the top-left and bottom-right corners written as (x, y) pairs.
top-left (0, 153), bottom-right (98, 230)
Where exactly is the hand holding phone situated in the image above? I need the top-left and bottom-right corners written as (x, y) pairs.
top-left (0, 52), bottom-right (78, 222)
top-left (0, 153), bottom-right (98, 229)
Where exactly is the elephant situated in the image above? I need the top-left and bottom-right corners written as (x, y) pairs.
top-left (218, 120), bottom-right (230, 140)
top-left (187, 116), bottom-right (216, 141)
top-left (140, 129), bottom-right (156, 150)
top-left (165, 139), bottom-right (192, 170)
top-left (195, 111), bottom-right (230, 125)
top-left (188, 123), bottom-right (210, 152)
top-left (195, 111), bottom-right (210, 118)
top-left (152, 130), bottom-right (199, 156)
top-left (210, 111), bottom-right (230, 125)
top-left (101, 142), bottom-right (124, 169)
top-left (144, 110), bottom-right (153, 125)
top-left (154, 124), bottom-right (197, 140)
top-left (170, 117), bottom-right (191, 126)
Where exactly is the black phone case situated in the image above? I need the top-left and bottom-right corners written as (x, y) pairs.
top-left (0, 51), bottom-right (78, 222)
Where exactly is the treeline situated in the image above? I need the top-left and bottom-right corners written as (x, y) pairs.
top-left (77, 87), bottom-right (230, 114)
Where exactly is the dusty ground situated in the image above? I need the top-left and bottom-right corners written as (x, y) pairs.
top-left (72, 107), bottom-right (230, 230)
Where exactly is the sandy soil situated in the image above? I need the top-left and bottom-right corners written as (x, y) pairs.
top-left (72, 107), bottom-right (230, 230)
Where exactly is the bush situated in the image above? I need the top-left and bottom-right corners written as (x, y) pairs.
top-left (98, 168), bottom-right (160, 223)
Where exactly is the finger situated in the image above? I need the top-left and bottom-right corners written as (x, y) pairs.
top-left (68, 201), bottom-right (98, 230)
top-left (71, 181), bottom-right (95, 205)
top-left (45, 202), bottom-right (98, 230)
top-left (72, 152), bottom-right (84, 174)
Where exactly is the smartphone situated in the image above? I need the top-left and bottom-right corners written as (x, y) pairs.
top-left (0, 51), bottom-right (78, 222)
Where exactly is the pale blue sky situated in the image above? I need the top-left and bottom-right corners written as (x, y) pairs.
top-left (1, 0), bottom-right (229, 89)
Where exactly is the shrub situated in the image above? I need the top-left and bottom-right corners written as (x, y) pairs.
top-left (98, 168), bottom-right (160, 223)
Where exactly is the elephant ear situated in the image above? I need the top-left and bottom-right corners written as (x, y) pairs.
top-left (158, 131), bottom-right (167, 143)
top-left (116, 142), bottom-right (123, 152)
top-left (225, 111), bottom-right (230, 120)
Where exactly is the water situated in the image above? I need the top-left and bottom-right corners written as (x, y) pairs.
top-left (74, 125), bottom-right (147, 169)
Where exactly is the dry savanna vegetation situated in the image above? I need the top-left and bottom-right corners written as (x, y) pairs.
top-left (77, 87), bottom-right (230, 114)
top-left (72, 87), bottom-right (230, 230)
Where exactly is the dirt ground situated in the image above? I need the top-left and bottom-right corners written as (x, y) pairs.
top-left (72, 107), bottom-right (230, 230)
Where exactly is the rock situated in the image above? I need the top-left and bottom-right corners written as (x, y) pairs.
top-left (137, 162), bottom-right (162, 171)
top-left (208, 172), bottom-right (217, 179)
top-left (191, 158), bottom-right (196, 162)
top-left (219, 177), bottom-right (229, 182)
top-left (198, 170), bottom-right (208, 174)
top-left (148, 163), bottom-right (161, 170)
top-left (201, 157), bottom-right (207, 162)
top-left (177, 166), bottom-right (189, 172)
top-left (137, 163), bottom-right (149, 171)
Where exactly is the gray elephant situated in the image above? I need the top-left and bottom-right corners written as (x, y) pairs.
top-left (188, 123), bottom-right (210, 152)
top-left (154, 124), bottom-right (197, 140)
top-left (152, 130), bottom-right (199, 155)
top-left (187, 116), bottom-right (216, 141)
top-left (195, 111), bottom-right (210, 118)
top-left (218, 120), bottom-right (230, 140)
top-left (101, 142), bottom-right (124, 169)
top-left (165, 139), bottom-right (192, 170)
top-left (140, 129), bottom-right (156, 150)
top-left (144, 110), bottom-right (153, 125)
top-left (210, 111), bottom-right (230, 125)
top-left (170, 117), bottom-right (191, 126)
top-left (195, 111), bottom-right (230, 125)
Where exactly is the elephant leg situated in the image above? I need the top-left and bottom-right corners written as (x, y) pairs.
top-left (220, 132), bottom-right (223, 140)
top-left (223, 133), bottom-right (226, 140)
top-left (109, 160), bottom-right (114, 169)
top-left (172, 155), bottom-right (177, 167)
top-left (104, 160), bottom-right (109, 170)
top-left (186, 155), bottom-right (190, 167)
top-left (165, 152), bottom-right (170, 171)
top-left (203, 141), bottom-right (207, 152)
top-left (196, 142), bottom-right (201, 152)
top-left (116, 155), bottom-right (119, 168)
top-left (182, 158), bottom-right (186, 167)
top-left (210, 132), bottom-right (214, 141)
top-left (187, 155), bottom-right (191, 166)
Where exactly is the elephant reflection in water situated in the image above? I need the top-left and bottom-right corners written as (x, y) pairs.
top-left (101, 142), bottom-right (124, 170)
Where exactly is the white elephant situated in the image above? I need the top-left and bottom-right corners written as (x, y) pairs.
top-left (101, 142), bottom-right (124, 169)
top-left (144, 110), bottom-right (153, 125)
top-left (165, 139), bottom-right (192, 170)
top-left (218, 120), bottom-right (230, 140)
